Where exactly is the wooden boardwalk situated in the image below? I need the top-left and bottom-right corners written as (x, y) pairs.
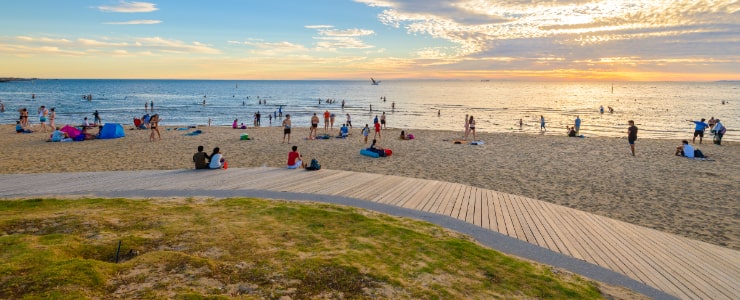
top-left (1, 168), bottom-right (738, 300)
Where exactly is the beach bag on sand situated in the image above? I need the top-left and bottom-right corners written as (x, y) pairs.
top-left (306, 159), bottom-right (321, 171)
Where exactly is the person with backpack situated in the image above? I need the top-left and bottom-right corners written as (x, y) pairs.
top-left (713, 119), bottom-right (725, 145)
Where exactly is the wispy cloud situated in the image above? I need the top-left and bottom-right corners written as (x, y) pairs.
top-left (104, 20), bottom-right (162, 25)
top-left (98, 1), bottom-right (158, 13)
top-left (307, 25), bottom-right (376, 50)
top-left (230, 40), bottom-right (308, 56)
top-left (0, 35), bottom-right (220, 57)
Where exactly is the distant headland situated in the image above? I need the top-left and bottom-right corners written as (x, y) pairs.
top-left (0, 78), bottom-right (37, 82)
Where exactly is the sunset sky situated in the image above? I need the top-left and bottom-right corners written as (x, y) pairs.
top-left (1, 0), bottom-right (738, 81)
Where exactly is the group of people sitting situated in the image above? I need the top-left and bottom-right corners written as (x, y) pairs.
top-left (193, 146), bottom-right (227, 169)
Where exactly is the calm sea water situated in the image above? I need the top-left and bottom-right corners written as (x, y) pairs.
top-left (1, 79), bottom-right (737, 141)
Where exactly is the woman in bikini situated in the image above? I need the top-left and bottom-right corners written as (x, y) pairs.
top-left (149, 114), bottom-right (161, 141)
top-left (469, 115), bottom-right (476, 140)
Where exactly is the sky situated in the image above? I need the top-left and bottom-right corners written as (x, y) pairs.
top-left (1, 0), bottom-right (739, 81)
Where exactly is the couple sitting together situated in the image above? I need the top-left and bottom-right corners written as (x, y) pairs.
top-left (193, 146), bottom-right (227, 169)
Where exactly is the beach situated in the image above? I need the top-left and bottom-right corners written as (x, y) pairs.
top-left (2, 124), bottom-right (738, 250)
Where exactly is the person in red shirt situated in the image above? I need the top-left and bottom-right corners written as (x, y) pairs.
top-left (287, 145), bottom-right (304, 169)
top-left (323, 110), bottom-right (330, 133)
top-left (373, 121), bottom-right (381, 140)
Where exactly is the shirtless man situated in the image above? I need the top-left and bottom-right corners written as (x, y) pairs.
top-left (310, 113), bottom-right (320, 139)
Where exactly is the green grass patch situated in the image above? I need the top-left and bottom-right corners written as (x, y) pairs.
top-left (0, 197), bottom-right (607, 299)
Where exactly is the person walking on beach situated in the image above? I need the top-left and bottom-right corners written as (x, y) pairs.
top-left (380, 112), bottom-right (387, 129)
top-left (330, 112), bottom-right (336, 130)
top-left (687, 118), bottom-right (709, 144)
top-left (469, 115), bottom-right (476, 140)
top-left (49, 108), bottom-right (56, 130)
top-left (38, 106), bottom-right (48, 132)
top-left (282, 114), bottom-right (292, 143)
top-left (362, 124), bottom-right (370, 144)
top-left (627, 120), bottom-right (638, 156)
top-left (540, 115), bottom-right (546, 132)
top-left (373, 120), bottom-right (381, 140)
top-left (574, 116), bottom-right (581, 134)
top-left (310, 113), bottom-right (319, 139)
top-left (346, 113), bottom-right (352, 128)
top-left (149, 114), bottom-right (161, 141)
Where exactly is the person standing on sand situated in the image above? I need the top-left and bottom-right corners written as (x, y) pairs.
top-left (540, 115), bottom-right (546, 132)
top-left (687, 118), bottom-right (709, 144)
top-left (49, 108), bottom-right (56, 130)
top-left (574, 116), bottom-right (581, 134)
top-left (373, 121), bottom-right (381, 140)
top-left (464, 114), bottom-right (470, 139)
top-left (330, 112), bottom-right (336, 130)
top-left (310, 113), bottom-right (319, 139)
top-left (323, 110), bottom-right (330, 133)
top-left (346, 113), bottom-right (352, 128)
top-left (38, 106), bottom-right (48, 132)
top-left (713, 119), bottom-right (725, 145)
top-left (149, 114), bottom-right (161, 141)
top-left (469, 115), bottom-right (476, 140)
top-left (144, 102), bottom-right (148, 112)
top-left (362, 124), bottom-right (370, 144)
top-left (627, 120), bottom-right (638, 156)
top-left (282, 114), bottom-right (292, 143)
top-left (380, 112), bottom-right (387, 129)
top-left (519, 118), bottom-right (523, 130)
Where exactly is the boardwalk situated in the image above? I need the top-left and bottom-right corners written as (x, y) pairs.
top-left (1, 168), bottom-right (738, 300)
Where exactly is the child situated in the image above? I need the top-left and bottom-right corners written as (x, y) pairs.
top-left (362, 124), bottom-right (370, 144)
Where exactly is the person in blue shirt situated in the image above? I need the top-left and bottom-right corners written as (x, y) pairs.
top-left (339, 123), bottom-right (349, 138)
top-left (687, 118), bottom-right (709, 144)
top-left (574, 115), bottom-right (581, 134)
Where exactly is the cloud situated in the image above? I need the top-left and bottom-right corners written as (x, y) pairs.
top-left (135, 37), bottom-right (221, 54)
top-left (353, 0), bottom-right (740, 77)
top-left (231, 40), bottom-right (309, 55)
top-left (0, 35), bottom-right (220, 57)
top-left (98, 1), bottom-right (158, 13)
top-left (307, 26), bottom-right (376, 50)
top-left (104, 20), bottom-right (162, 25)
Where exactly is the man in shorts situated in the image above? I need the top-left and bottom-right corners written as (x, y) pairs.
top-left (380, 112), bottom-right (387, 129)
top-left (310, 113), bottom-right (319, 139)
top-left (687, 118), bottom-right (709, 144)
top-left (627, 120), bottom-right (638, 156)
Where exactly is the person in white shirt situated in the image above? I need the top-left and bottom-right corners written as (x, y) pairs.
top-left (209, 147), bottom-right (226, 169)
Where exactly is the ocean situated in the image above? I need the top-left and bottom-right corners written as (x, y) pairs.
top-left (1, 79), bottom-right (737, 141)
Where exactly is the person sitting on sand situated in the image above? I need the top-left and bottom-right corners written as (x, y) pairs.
top-left (400, 130), bottom-right (407, 140)
top-left (16, 120), bottom-right (33, 134)
top-left (193, 145), bottom-right (210, 169)
top-left (287, 145), bottom-right (305, 169)
top-left (675, 140), bottom-right (705, 158)
top-left (209, 147), bottom-right (226, 169)
top-left (338, 123), bottom-right (349, 138)
top-left (368, 139), bottom-right (386, 156)
top-left (232, 119), bottom-right (238, 129)
top-left (49, 127), bottom-right (72, 142)
top-left (567, 126), bottom-right (577, 137)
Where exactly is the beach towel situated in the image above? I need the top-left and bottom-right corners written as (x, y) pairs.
top-left (183, 130), bottom-right (203, 136)
top-left (470, 140), bottom-right (484, 145)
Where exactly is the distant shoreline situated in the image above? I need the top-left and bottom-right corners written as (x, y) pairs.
top-left (0, 78), bottom-right (37, 83)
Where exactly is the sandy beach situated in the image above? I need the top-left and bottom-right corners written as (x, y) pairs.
top-left (2, 124), bottom-right (738, 250)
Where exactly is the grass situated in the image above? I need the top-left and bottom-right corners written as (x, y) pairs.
top-left (0, 197), bottom-right (606, 299)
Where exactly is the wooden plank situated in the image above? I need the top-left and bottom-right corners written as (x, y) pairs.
top-left (521, 197), bottom-right (573, 257)
top-left (391, 178), bottom-right (430, 208)
top-left (492, 191), bottom-right (511, 236)
top-left (480, 189), bottom-right (491, 230)
top-left (506, 194), bottom-right (537, 244)
top-left (441, 183), bottom-right (463, 217)
top-left (452, 184), bottom-right (471, 221)
top-left (404, 181), bottom-right (441, 211)
top-left (509, 195), bottom-right (553, 249)
top-left (501, 193), bottom-right (526, 240)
